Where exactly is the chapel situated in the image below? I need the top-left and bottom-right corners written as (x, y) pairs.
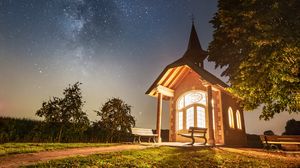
top-left (146, 23), bottom-right (247, 146)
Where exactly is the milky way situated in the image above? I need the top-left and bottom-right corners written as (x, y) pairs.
top-left (0, 0), bottom-right (297, 135)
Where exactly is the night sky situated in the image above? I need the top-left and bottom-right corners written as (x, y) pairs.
top-left (0, 0), bottom-right (298, 134)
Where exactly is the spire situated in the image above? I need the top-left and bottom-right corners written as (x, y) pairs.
top-left (183, 22), bottom-right (207, 68)
top-left (187, 22), bottom-right (203, 51)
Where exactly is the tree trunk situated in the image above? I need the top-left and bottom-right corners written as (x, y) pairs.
top-left (110, 130), bottom-right (114, 143)
top-left (58, 125), bottom-right (64, 143)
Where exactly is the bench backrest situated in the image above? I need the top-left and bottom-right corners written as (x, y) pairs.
top-left (131, 128), bottom-right (154, 135)
top-left (260, 135), bottom-right (300, 142)
top-left (188, 127), bottom-right (207, 134)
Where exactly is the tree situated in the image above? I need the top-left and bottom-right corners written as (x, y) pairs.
top-left (95, 98), bottom-right (135, 142)
top-left (208, 0), bottom-right (300, 120)
top-left (36, 82), bottom-right (89, 142)
top-left (283, 119), bottom-right (300, 135)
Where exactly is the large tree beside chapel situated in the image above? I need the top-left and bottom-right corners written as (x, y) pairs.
top-left (208, 0), bottom-right (300, 120)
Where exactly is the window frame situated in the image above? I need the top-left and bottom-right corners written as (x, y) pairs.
top-left (236, 110), bottom-right (242, 130)
top-left (176, 90), bottom-right (207, 131)
top-left (228, 107), bottom-right (235, 129)
top-left (176, 90), bottom-right (207, 111)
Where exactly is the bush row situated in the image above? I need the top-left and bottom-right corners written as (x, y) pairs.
top-left (0, 117), bottom-right (132, 143)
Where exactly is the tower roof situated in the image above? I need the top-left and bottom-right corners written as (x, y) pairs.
top-left (182, 23), bottom-right (207, 67)
top-left (188, 23), bottom-right (202, 50)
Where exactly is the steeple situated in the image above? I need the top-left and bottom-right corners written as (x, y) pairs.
top-left (188, 23), bottom-right (202, 50)
top-left (183, 22), bottom-right (207, 68)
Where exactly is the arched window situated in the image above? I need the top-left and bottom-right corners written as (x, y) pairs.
top-left (236, 110), bottom-right (242, 129)
top-left (177, 91), bottom-right (206, 130)
top-left (228, 107), bottom-right (234, 128)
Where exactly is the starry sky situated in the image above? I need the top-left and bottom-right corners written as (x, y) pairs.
top-left (0, 0), bottom-right (298, 135)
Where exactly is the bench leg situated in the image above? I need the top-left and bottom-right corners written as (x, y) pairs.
top-left (262, 143), bottom-right (268, 150)
top-left (153, 137), bottom-right (156, 143)
top-left (264, 142), bottom-right (272, 150)
top-left (138, 136), bottom-right (141, 143)
top-left (133, 136), bottom-right (136, 143)
top-left (189, 137), bottom-right (195, 146)
top-left (202, 137), bottom-right (207, 145)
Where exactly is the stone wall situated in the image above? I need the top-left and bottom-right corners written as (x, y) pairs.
top-left (212, 90), bottom-right (224, 145)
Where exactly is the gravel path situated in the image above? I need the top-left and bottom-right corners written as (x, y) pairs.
top-left (0, 144), bottom-right (150, 168)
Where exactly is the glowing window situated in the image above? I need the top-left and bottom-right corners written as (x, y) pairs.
top-left (177, 91), bottom-right (206, 110)
top-left (236, 110), bottom-right (242, 129)
top-left (186, 107), bottom-right (194, 129)
top-left (197, 106), bottom-right (205, 128)
top-left (228, 107), bottom-right (235, 128)
top-left (177, 91), bottom-right (207, 130)
top-left (185, 92), bottom-right (205, 107)
top-left (178, 111), bottom-right (183, 130)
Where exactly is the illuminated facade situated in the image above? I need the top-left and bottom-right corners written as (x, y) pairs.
top-left (146, 23), bottom-right (247, 146)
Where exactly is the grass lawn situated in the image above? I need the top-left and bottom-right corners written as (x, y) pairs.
top-left (26, 146), bottom-right (300, 168)
top-left (0, 143), bottom-right (116, 156)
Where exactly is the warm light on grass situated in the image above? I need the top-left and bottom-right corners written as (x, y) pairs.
top-left (26, 147), bottom-right (300, 168)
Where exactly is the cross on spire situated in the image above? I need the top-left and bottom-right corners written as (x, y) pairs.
top-left (191, 13), bottom-right (195, 24)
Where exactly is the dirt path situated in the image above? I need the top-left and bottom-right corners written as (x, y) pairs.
top-left (0, 144), bottom-right (151, 168)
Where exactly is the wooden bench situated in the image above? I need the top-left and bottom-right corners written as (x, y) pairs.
top-left (131, 128), bottom-right (158, 143)
top-left (260, 135), bottom-right (300, 150)
top-left (179, 127), bottom-right (207, 146)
